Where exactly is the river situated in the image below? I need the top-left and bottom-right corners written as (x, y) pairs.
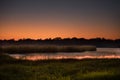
top-left (9, 48), bottom-right (120, 60)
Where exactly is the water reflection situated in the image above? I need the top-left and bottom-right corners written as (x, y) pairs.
top-left (9, 48), bottom-right (120, 60)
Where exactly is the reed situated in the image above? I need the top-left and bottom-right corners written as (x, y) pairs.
top-left (0, 54), bottom-right (120, 80)
top-left (1, 45), bottom-right (96, 54)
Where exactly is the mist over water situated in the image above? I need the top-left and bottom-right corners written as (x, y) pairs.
top-left (9, 48), bottom-right (120, 60)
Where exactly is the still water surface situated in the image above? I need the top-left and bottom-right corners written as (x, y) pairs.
top-left (9, 48), bottom-right (120, 60)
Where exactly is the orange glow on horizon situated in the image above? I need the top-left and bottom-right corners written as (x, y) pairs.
top-left (0, 18), bottom-right (120, 40)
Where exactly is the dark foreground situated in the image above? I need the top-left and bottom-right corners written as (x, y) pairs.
top-left (0, 54), bottom-right (120, 80)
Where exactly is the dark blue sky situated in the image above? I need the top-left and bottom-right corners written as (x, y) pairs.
top-left (1, 0), bottom-right (120, 18)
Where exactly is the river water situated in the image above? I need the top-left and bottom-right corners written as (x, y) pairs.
top-left (9, 48), bottom-right (120, 60)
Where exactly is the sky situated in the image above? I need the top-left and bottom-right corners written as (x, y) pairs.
top-left (0, 0), bottom-right (120, 40)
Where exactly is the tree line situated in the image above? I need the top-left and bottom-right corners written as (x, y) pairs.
top-left (0, 37), bottom-right (120, 47)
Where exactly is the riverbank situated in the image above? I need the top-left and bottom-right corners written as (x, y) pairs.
top-left (0, 45), bottom-right (96, 54)
top-left (0, 54), bottom-right (120, 80)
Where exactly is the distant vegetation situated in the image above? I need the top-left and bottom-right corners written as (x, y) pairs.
top-left (0, 54), bottom-right (120, 80)
top-left (0, 37), bottom-right (120, 48)
top-left (1, 45), bottom-right (96, 54)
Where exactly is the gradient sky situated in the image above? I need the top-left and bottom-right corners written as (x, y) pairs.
top-left (0, 0), bottom-right (120, 40)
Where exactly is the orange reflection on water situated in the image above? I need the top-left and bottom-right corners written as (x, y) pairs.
top-left (11, 55), bottom-right (120, 61)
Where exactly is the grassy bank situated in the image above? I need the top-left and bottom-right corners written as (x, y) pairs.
top-left (1, 45), bottom-right (96, 54)
top-left (0, 54), bottom-right (120, 80)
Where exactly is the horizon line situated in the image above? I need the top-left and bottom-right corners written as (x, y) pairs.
top-left (0, 37), bottom-right (120, 41)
